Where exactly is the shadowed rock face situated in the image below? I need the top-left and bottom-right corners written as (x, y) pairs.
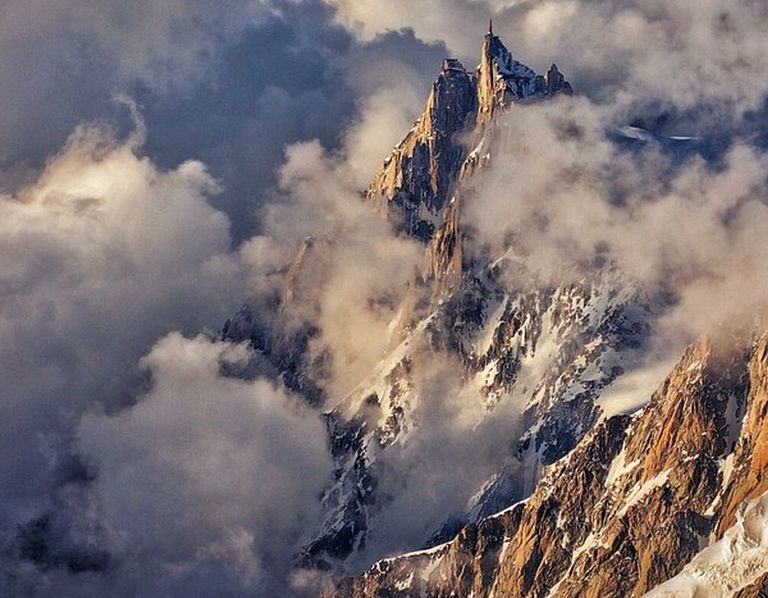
top-left (422, 196), bottom-right (461, 295)
top-left (325, 332), bottom-right (768, 597)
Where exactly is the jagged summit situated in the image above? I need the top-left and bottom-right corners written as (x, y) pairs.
top-left (366, 27), bottom-right (572, 239)
top-left (477, 26), bottom-right (572, 124)
top-left (365, 27), bottom-right (573, 295)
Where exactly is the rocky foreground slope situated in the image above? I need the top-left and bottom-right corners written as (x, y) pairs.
top-left (326, 329), bottom-right (768, 596)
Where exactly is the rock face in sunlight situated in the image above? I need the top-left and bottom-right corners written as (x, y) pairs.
top-left (365, 58), bottom-right (476, 241)
top-left (475, 28), bottom-right (571, 125)
top-left (329, 332), bottom-right (768, 597)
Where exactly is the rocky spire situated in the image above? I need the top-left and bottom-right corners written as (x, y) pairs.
top-left (365, 58), bottom-right (476, 240)
top-left (476, 26), bottom-right (572, 125)
top-left (366, 25), bottom-right (572, 239)
top-left (544, 63), bottom-right (573, 95)
top-left (476, 29), bottom-right (510, 125)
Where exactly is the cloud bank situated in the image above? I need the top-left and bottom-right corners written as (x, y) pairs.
top-left (0, 120), bottom-right (240, 523)
top-left (328, 0), bottom-right (768, 122)
top-left (77, 333), bottom-right (331, 597)
top-left (464, 96), bottom-right (768, 346)
top-left (0, 49), bottom-right (427, 593)
top-left (0, 116), bottom-right (342, 595)
top-left (0, 0), bottom-right (448, 242)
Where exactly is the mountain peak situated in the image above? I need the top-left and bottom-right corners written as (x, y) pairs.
top-left (367, 28), bottom-right (573, 237)
top-left (477, 28), bottom-right (571, 124)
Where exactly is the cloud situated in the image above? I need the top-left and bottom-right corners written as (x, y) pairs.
top-left (0, 0), bottom-right (449, 245)
top-left (0, 119), bottom-right (241, 534)
top-left (463, 94), bottom-right (768, 348)
top-left (0, 0), bottom-right (276, 181)
top-left (0, 110), bottom-right (344, 595)
top-left (0, 9), bottom-right (447, 588)
top-left (324, 0), bottom-right (499, 58)
top-left (5, 0), bottom-right (768, 594)
top-left (73, 333), bottom-right (332, 596)
top-left (327, 0), bottom-right (768, 124)
top-left (137, 13), bottom-right (449, 243)
top-left (2, 0), bottom-right (274, 91)
top-left (245, 83), bottom-right (427, 396)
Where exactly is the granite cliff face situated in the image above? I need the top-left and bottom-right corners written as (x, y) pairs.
top-left (365, 58), bottom-right (476, 241)
top-left (475, 26), bottom-right (571, 126)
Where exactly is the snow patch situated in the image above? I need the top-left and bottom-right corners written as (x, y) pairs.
top-left (644, 490), bottom-right (768, 597)
top-left (605, 448), bottom-right (639, 488)
top-left (616, 469), bottom-right (671, 519)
